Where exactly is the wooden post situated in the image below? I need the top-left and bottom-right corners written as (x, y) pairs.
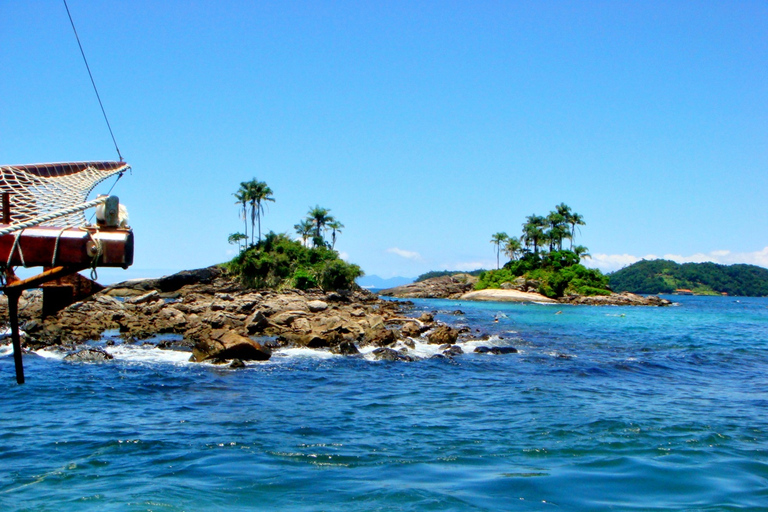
top-left (6, 289), bottom-right (24, 384)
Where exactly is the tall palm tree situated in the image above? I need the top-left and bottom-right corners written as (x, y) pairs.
top-left (234, 185), bottom-right (249, 246)
top-left (490, 232), bottom-right (508, 270)
top-left (307, 205), bottom-right (332, 247)
top-left (567, 212), bottom-right (585, 249)
top-left (247, 180), bottom-right (275, 245)
top-left (294, 219), bottom-right (314, 247)
top-left (522, 214), bottom-right (546, 255)
top-left (328, 220), bottom-right (344, 249)
top-left (503, 236), bottom-right (522, 262)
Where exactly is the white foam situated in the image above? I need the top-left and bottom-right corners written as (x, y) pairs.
top-left (272, 347), bottom-right (340, 360)
top-left (105, 344), bottom-right (194, 365)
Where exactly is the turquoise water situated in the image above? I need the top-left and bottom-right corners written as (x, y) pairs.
top-left (1, 296), bottom-right (767, 511)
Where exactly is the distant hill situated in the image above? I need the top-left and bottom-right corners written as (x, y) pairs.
top-left (609, 260), bottom-right (768, 296)
top-left (356, 275), bottom-right (414, 290)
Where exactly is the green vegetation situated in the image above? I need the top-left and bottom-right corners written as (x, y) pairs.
top-left (227, 232), bottom-right (363, 291)
top-left (415, 269), bottom-right (486, 282)
top-left (227, 182), bottom-right (361, 291)
top-left (609, 260), bottom-right (768, 297)
top-left (477, 204), bottom-right (611, 298)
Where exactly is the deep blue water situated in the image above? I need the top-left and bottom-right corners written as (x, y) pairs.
top-left (1, 296), bottom-right (767, 511)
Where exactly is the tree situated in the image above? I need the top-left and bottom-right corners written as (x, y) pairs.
top-left (328, 220), bottom-right (344, 249)
top-left (233, 185), bottom-right (249, 246)
top-left (545, 211), bottom-right (568, 251)
top-left (294, 219), bottom-right (314, 247)
top-left (490, 232), bottom-right (508, 270)
top-left (503, 236), bottom-right (522, 262)
top-left (522, 215), bottom-right (547, 255)
top-left (228, 232), bottom-right (247, 251)
top-left (307, 205), bottom-right (333, 247)
top-left (573, 245), bottom-right (591, 260)
top-left (567, 211), bottom-right (585, 249)
top-left (246, 180), bottom-right (275, 245)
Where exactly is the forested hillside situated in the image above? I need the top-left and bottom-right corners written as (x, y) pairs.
top-left (609, 260), bottom-right (768, 296)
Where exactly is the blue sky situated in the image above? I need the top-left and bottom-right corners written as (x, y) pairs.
top-left (2, 0), bottom-right (766, 282)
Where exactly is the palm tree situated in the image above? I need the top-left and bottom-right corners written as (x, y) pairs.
top-left (545, 211), bottom-right (567, 251)
top-left (294, 219), bottom-right (314, 247)
top-left (307, 205), bottom-right (332, 247)
top-left (490, 232), bottom-right (508, 270)
top-left (522, 214), bottom-right (546, 255)
top-left (573, 245), bottom-right (591, 260)
top-left (247, 180), bottom-right (275, 245)
top-left (567, 212), bottom-right (585, 249)
top-left (228, 232), bottom-right (247, 251)
top-left (233, 185), bottom-right (249, 246)
top-left (503, 236), bottom-right (522, 262)
top-left (328, 220), bottom-right (344, 249)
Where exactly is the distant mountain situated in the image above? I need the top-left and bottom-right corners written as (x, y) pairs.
top-left (356, 275), bottom-right (415, 290)
top-left (609, 260), bottom-right (768, 296)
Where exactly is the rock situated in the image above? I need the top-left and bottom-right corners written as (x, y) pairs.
top-left (443, 345), bottom-right (464, 357)
top-left (559, 292), bottom-right (672, 306)
top-left (126, 290), bottom-right (160, 304)
top-left (191, 329), bottom-right (271, 362)
top-left (64, 347), bottom-right (113, 362)
top-left (270, 310), bottom-right (308, 326)
top-left (245, 311), bottom-right (269, 334)
top-left (380, 274), bottom-right (478, 299)
top-left (372, 347), bottom-right (415, 362)
top-left (307, 300), bottom-right (328, 312)
top-left (427, 325), bottom-right (458, 345)
top-left (400, 322), bottom-right (423, 338)
top-left (230, 358), bottom-right (246, 368)
top-left (419, 312), bottom-right (434, 323)
top-left (474, 346), bottom-right (518, 354)
top-left (330, 341), bottom-right (360, 355)
top-left (363, 327), bottom-right (399, 347)
top-left (452, 310), bottom-right (465, 315)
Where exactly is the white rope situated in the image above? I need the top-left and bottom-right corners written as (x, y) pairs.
top-left (0, 196), bottom-right (109, 237)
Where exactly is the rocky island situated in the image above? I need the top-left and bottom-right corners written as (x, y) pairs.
top-left (1, 266), bottom-right (513, 365)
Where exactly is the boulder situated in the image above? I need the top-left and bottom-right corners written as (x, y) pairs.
top-left (442, 345), bottom-right (464, 357)
top-left (191, 329), bottom-right (271, 362)
top-left (427, 325), bottom-right (458, 345)
top-left (372, 347), bottom-right (415, 362)
top-left (330, 340), bottom-right (360, 355)
top-left (363, 327), bottom-right (398, 347)
top-left (307, 300), bottom-right (328, 312)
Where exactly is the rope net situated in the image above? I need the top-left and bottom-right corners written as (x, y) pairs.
top-left (0, 161), bottom-right (128, 228)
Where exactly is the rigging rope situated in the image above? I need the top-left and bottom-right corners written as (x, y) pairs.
top-left (63, 0), bottom-right (123, 162)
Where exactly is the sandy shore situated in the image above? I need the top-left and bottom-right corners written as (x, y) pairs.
top-left (459, 289), bottom-right (557, 303)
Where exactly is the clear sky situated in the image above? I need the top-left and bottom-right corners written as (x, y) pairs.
top-left (2, 0), bottom-right (766, 282)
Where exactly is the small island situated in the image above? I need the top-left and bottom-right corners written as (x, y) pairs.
top-left (382, 204), bottom-right (670, 306)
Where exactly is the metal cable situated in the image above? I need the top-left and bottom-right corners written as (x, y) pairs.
top-left (63, 0), bottom-right (124, 161)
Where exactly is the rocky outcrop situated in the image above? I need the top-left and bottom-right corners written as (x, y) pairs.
top-left (17, 267), bottom-right (430, 363)
top-left (380, 274), bottom-right (478, 299)
top-left (559, 292), bottom-right (672, 306)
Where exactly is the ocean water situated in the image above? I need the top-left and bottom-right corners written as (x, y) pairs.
top-left (1, 296), bottom-right (767, 511)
